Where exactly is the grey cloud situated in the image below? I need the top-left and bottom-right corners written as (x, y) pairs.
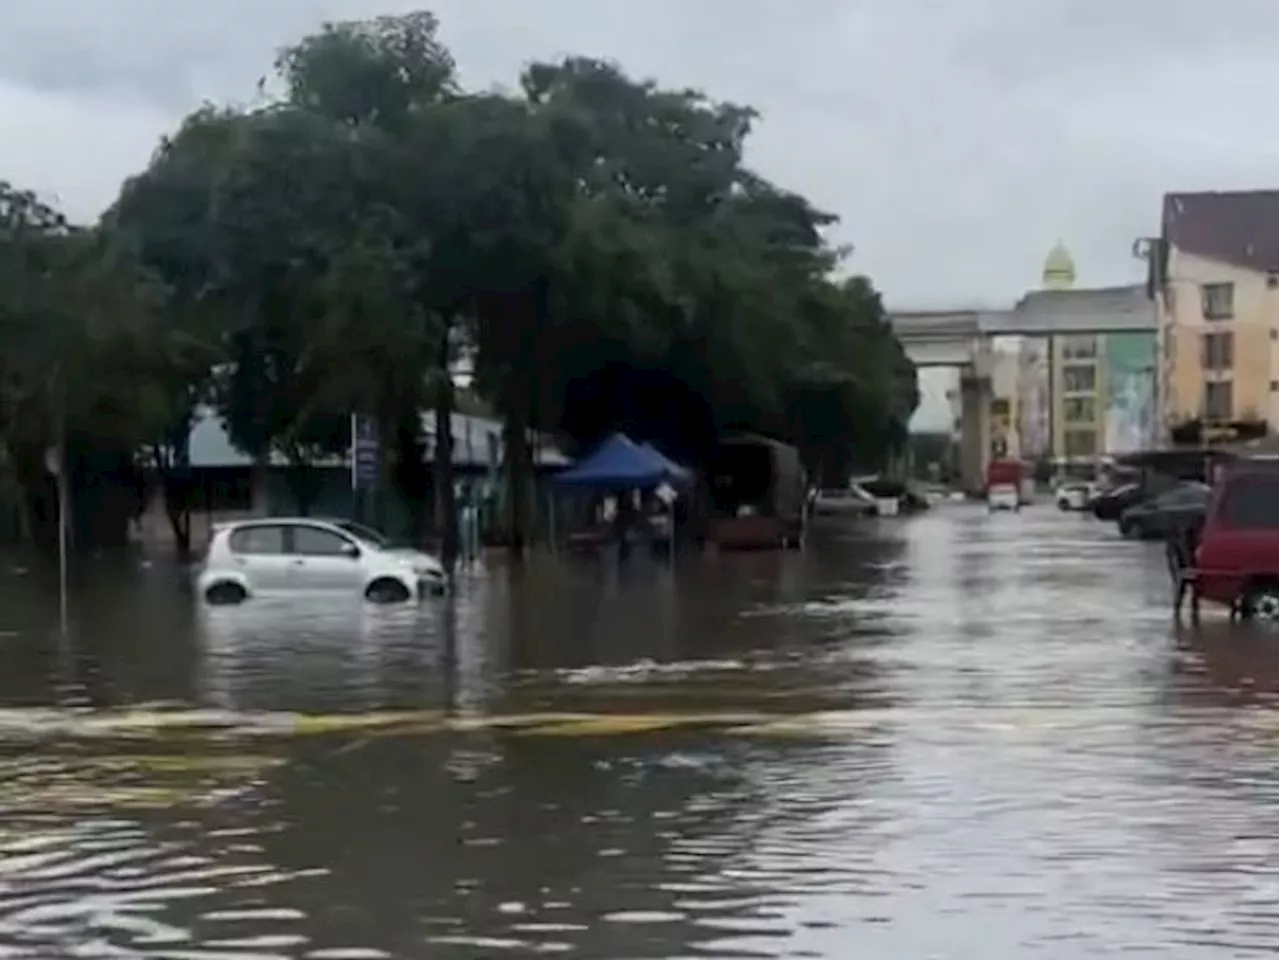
top-left (1, 0), bottom-right (1275, 307)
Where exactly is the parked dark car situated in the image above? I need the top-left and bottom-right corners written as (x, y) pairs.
top-left (1091, 482), bottom-right (1145, 521)
top-left (1118, 483), bottom-right (1210, 540)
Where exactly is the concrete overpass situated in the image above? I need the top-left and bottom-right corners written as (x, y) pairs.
top-left (889, 309), bottom-right (989, 368)
top-left (891, 287), bottom-right (1155, 364)
top-left (889, 285), bottom-right (1157, 492)
top-left (889, 310), bottom-right (994, 492)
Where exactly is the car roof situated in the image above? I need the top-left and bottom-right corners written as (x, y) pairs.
top-left (1147, 484), bottom-right (1207, 503)
top-left (1223, 456), bottom-right (1278, 477)
top-left (216, 516), bottom-right (344, 532)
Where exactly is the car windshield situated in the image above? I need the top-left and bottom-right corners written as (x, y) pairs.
top-left (1219, 475), bottom-right (1279, 528)
top-left (333, 520), bottom-right (390, 548)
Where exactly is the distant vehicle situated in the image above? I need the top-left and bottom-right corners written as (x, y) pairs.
top-left (1091, 483), bottom-right (1145, 521)
top-left (709, 434), bottom-right (807, 549)
top-left (985, 459), bottom-right (1022, 512)
top-left (196, 517), bottom-right (447, 606)
top-left (1056, 481), bottom-right (1099, 511)
top-left (856, 477), bottom-right (931, 515)
top-left (1191, 458), bottom-right (1278, 622)
top-left (1118, 483), bottom-right (1210, 540)
top-left (812, 486), bottom-right (878, 518)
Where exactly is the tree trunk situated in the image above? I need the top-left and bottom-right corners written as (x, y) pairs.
top-left (281, 452), bottom-right (318, 517)
top-left (434, 362), bottom-right (459, 572)
top-left (250, 457), bottom-right (270, 517)
top-left (152, 450), bottom-right (193, 557)
top-left (501, 399), bottom-right (530, 556)
top-left (289, 470), bottom-right (316, 515)
top-left (0, 436), bottom-right (32, 546)
top-left (503, 279), bottom-right (549, 557)
top-left (394, 413), bottom-right (429, 545)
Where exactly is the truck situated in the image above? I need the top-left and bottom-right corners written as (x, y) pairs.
top-left (707, 434), bottom-right (807, 549)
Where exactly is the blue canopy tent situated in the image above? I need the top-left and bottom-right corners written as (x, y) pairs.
top-left (550, 434), bottom-right (691, 558)
top-left (639, 443), bottom-right (693, 486)
top-left (553, 433), bottom-right (691, 490)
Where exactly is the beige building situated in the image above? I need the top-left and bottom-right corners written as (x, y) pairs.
top-left (996, 246), bottom-right (1158, 464)
top-left (1148, 191), bottom-right (1279, 437)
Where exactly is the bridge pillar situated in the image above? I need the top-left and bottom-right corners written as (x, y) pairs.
top-left (957, 367), bottom-right (991, 496)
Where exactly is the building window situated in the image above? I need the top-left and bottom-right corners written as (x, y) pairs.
top-left (1061, 335), bottom-right (1098, 360)
top-left (1063, 429), bottom-right (1096, 458)
top-left (990, 398), bottom-right (1010, 417)
top-left (1272, 381), bottom-right (1279, 393)
top-left (1062, 364), bottom-right (1096, 393)
top-left (1200, 282), bottom-right (1234, 320)
top-left (1203, 380), bottom-right (1233, 422)
top-left (1200, 331), bottom-right (1234, 371)
top-left (1063, 397), bottom-right (1096, 423)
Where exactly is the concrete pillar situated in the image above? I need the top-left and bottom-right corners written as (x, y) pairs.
top-left (958, 369), bottom-right (991, 496)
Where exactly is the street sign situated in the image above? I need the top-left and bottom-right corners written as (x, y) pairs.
top-left (351, 415), bottom-right (379, 489)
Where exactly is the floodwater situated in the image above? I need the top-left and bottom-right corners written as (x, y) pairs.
top-left (0, 506), bottom-right (1275, 959)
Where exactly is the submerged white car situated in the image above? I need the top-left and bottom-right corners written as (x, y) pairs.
top-left (196, 517), bottom-right (447, 606)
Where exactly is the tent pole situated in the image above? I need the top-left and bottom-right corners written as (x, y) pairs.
top-left (669, 500), bottom-right (676, 564)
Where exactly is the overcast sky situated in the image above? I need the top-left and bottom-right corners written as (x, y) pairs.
top-left (2, 0), bottom-right (1276, 429)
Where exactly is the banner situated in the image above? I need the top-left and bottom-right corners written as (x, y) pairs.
top-left (1103, 332), bottom-right (1157, 454)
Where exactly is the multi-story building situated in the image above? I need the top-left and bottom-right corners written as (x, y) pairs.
top-left (1148, 190), bottom-right (1279, 437)
top-left (999, 246), bottom-right (1158, 464)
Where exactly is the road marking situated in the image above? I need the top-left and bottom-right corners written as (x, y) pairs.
top-left (0, 705), bottom-right (1270, 742)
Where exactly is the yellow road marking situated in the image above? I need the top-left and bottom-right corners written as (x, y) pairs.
top-left (0, 704), bottom-right (1270, 742)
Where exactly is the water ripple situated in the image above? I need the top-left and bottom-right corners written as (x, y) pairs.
top-left (0, 506), bottom-right (1272, 958)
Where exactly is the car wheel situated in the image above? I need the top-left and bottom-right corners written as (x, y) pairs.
top-left (1119, 519), bottom-right (1137, 539)
top-left (1241, 585), bottom-right (1279, 625)
top-left (366, 578), bottom-right (412, 605)
top-left (205, 582), bottom-right (247, 606)
top-left (1057, 499), bottom-right (1069, 511)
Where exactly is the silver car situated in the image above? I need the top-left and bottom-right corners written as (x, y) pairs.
top-left (196, 517), bottom-right (447, 606)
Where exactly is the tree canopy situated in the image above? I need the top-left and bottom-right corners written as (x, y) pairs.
top-left (0, 9), bottom-right (917, 555)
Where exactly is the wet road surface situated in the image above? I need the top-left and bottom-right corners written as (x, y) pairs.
top-left (0, 505), bottom-right (1275, 958)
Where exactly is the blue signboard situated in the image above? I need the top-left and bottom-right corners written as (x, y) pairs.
top-left (351, 415), bottom-right (379, 489)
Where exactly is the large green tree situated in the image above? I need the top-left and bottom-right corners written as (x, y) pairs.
top-left (0, 182), bottom-right (166, 548)
top-left (8, 8), bottom-right (917, 559)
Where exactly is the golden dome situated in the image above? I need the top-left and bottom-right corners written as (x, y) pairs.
top-left (1041, 241), bottom-right (1076, 290)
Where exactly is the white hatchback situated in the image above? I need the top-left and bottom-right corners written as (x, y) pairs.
top-left (196, 517), bottom-right (447, 606)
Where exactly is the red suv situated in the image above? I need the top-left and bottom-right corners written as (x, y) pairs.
top-left (1193, 457), bottom-right (1278, 622)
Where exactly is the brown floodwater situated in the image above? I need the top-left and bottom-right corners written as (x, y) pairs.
top-left (0, 505), bottom-right (1274, 958)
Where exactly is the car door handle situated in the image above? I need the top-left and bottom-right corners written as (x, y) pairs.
top-left (289, 559), bottom-right (306, 567)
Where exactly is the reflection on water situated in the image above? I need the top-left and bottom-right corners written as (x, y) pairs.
top-left (0, 507), bottom-right (1274, 958)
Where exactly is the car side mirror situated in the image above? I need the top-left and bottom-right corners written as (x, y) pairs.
top-left (341, 543), bottom-right (361, 560)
